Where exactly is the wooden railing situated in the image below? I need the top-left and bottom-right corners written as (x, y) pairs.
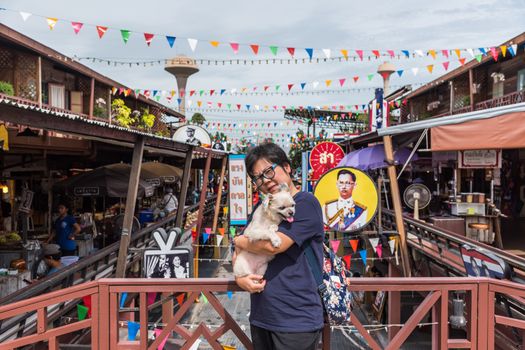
top-left (0, 277), bottom-right (524, 349)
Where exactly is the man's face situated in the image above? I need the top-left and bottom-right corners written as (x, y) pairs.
top-left (58, 205), bottom-right (67, 216)
top-left (337, 173), bottom-right (355, 199)
top-left (186, 129), bottom-right (195, 138)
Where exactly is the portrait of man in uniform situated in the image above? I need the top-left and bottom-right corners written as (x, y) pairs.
top-left (323, 169), bottom-right (368, 231)
top-left (185, 127), bottom-right (201, 146)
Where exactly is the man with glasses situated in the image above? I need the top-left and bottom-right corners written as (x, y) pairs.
top-left (324, 169), bottom-right (368, 231)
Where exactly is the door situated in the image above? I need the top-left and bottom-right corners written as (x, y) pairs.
top-left (70, 91), bottom-right (83, 113)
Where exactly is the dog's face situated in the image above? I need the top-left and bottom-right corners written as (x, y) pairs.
top-left (263, 184), bottom-right (296, 223)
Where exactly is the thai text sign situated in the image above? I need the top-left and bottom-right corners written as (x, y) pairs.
top-left (309, 142), bottom-right (345, 180)
top-left (458, 150), bottom-right (501, 168)
top-left (228, 154), bottom-right (248, 225)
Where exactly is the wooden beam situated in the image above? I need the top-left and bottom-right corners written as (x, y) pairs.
top-left (175, 148), bottom-right (194, 229)
top-left (383, 135), bottom-right (412, 277)
top-left (194, 149), bottom-right (213, 278)
top-left (468, 69), bottom-right (474, 109)
top-left (115, 136), bottom-right (145, 278)
top-left (37, 56), bottom-right (42, 107)
top-left (107, 90), bottom-right (112, 124)
top-left (89, 78), bottom-right (95, 118)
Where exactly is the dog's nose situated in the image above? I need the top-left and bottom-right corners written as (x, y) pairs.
top-left (288, 210), bottom-right (294, 216)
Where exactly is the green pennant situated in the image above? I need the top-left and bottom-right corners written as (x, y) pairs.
top-left (475, 54), bottom-right (483, 63)
top-left (120, 30), bottom-right (131, 44)
top-left (275, 85), bottom-right (280, 91)
top-left (201, 292), bottom-right (208, 303)
top-left (77, 304), bottom-right (89, 321)
top-left (227, 103), bottom-right (232, 109)
top-left (199, 90), bottom-right (204, 96)
top-left (269, 46), bottom-right (278, 56)
top-left (155, 96), bottom-right (160, 102)
top-left (229, 226), bottom-right (236, 238)
top-left (367, 74), bottom-right (375, 81)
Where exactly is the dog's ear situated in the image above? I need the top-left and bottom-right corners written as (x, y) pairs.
top-left (279, 183), bottom-right (290, 192)
top-left (262, 193), bottom-right (273, 210)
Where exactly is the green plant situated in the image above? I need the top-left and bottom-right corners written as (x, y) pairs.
top-left (0, 81), bottom-right (14, 96)
top-left (140, 109), bottom-right (156, 129)
top-left (190, 112), bottom-right (206, 125)
top-left (93, 105), bottom-right (107, 118)
top-left (111, 99), bottom-right (133, 127)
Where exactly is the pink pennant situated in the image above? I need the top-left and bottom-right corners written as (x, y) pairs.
top-left (230, 42), bottom-right (239, 54)
top-left (490, 47), bottom-right (498, 61)
top-left (387, 50), bottom-right (395, 58)
top-left (205, 227), bottom-right (212, 234)
top-left (71, 22), bottom-right (83, 34)
top-left (441, 49), bottom-right (449, 58)
top-left (147, 292), bottom-right (157, 306)
top-left (442, 61), bottom-right (450, 71)
top-left (154, 328), bottom-right (168, 350)
top-left (376, 244), bottom-right (383, 259)
top-left (339, 78), bottom-right (346, 87)
top-left (330, 240), bottom-right (341, 253)
top-left (355, 50), bottom-right (364, 60)
top-left (144, 33), bottom-right (155, 46)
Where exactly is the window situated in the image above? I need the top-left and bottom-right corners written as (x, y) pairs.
top-left (48, 84), bottom-right (65, 109)
top-left (518, 69), bottom-right (525, 91)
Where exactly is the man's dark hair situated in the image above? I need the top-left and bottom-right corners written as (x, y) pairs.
top-left (337, 169), bottom-right (356, 182)
top-left (57, 203), bottom-right (69, 209)
top-left (245, 143), bottom-right (291, 177)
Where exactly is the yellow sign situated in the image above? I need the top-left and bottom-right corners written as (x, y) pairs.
top-left (314, 167), bottom-right (378, 232)
top-left (0, 125), bottom-right (9, 151)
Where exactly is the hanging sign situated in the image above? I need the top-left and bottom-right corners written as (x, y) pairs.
top-left (144, 227), bottom-right (191, 278)
top-left (228, 154), bottom-right (248, 225)
top-left (172, 125), bottom-right (211, 147)
top-left (314, 167), bottom-right (378, 232)
top-left (458, 149), bottom-right (501, 168)
top-left (309, 142), bottom-right (345, 180)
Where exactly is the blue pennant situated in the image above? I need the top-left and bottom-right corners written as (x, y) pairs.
top-left (305, 48), bottom-right (314, 60)
top-left (166, 36), bottom-right (176, 48)
top-left (300, 83), bottom-right (306, 90)
top-left (401, 50), bottom-right (410, 58)
top-left (397, 70), bottom-right (404, 77)
top-left (359, 250), bottom-right (367, 265)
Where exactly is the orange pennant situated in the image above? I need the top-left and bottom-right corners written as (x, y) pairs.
top-left (210, 41), bottom-right (220, 47)
top-left (340, 49), bottom-right (348, 59)
top-left (176, 294), bottom-right (185, 306)
top-left (250, 44), bottom-right (259, 55)
top-left (426, 64), bottom-right (434, 73)
top-left (325, 80), bottom-right (332, 87)
top-left (96, 26), bottom-right (108, 39)
top-left (454, 49), bottom-right (461, 58)
top-left (350, 239), bottom-right (359, 253)
top-left (459, 58), bottom-right (466, 65)
top-left (428, 49), bottom-right (436, 59)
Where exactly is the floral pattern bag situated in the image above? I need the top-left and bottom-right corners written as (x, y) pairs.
top-left (304, 241), bottom-right (353, 325)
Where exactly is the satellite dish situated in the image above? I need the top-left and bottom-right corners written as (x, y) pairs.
top-left (404, 184), bottom-right (431, 220)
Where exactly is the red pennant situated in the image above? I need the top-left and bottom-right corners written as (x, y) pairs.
top-left (355, 50), bottom-right (364, 60)
top-left (459, 58), bottom-right (466, 65)
top-left (176, 294), bottom-right (185, 306)
top-left (144, 33), bottom-right (155, 46)
top-left (264, 86), bottom-right (269, 91)
top-left (442, 61), bottom-right (450, 71)
top-left (287, 84), bottom-right (294, 91)
top-left (342, 255), bottom-right (351, 269)
top-left (210, 89), bottom-right (215, 96)
top-left (287, 47), bottom-right (295, 57)
top-left (250, 44), bottom-right (259, 55)
top-left (189, 90), bottom-right (195, 96)
top-left (372, 50), bottom-right (380, 58)
top-left (71, 22), bottom-right (83, 34)
top-left (353, 76), bottom-right (359, 83)
top-left (96, 26), bottom-right (108, 39)
top-left (349, 239), bottom-right (359, 253)
top-left (236, 104), bottom-right (241, 110)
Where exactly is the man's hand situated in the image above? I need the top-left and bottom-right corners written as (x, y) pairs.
top-left (235, 274), bottom-right (266, 294)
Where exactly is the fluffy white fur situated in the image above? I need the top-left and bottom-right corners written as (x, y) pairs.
top-left (233, 184), bottom-right (296, 277)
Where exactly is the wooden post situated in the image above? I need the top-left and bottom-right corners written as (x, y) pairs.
top-left (212, 156), bottom-right (228, 259)
top-left (37, 56), bottom-right (42, 107)
top-left (469, 69), bottom-right (474, 110)
top-left (383, 135), bottom-right (411, 277)
top-left (194, 150), bottom-right (213, 278)
top-left (89, 78), bottom-right (95, 118)
top-left (449, 81), bottom-right (454, 113)
top-left (388, 262), bottom-right (402, 341)
top-left (107, 89), bottom-right (112, 124)
top-left (175, 147), bottom-right (194, 229)
top-left (115, 137), bottom-right (145, 278)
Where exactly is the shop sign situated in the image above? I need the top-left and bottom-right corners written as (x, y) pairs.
top-left (458, 149), bottom-right (501, 168)
top-left (74, 187), bottom-right (100, 196)
top-left (228, 154), bottom-right (248, 225)
top-left (309, 142), bottom-right (345, 180)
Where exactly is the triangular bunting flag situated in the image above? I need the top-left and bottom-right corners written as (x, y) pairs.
top-left (227, 291), bottom-right (233, 300)
top-left (342, 255), bottom-right (351, 269)
top-left (376, 244), bottom-right (383, 259)
top-left (287, 84), bottom-right (294, 91)
top-left (353, 76), bottom-right (359, 82)
top-left (71, 22), bottom-right (83, 34)
top-left (479, 47), bottom-right (487, 55)
top-left (322, 49), bottom-right (331, 59)
top-left (367, 73), bottom-right (374, 81)
top-left (287, 47), bottom-right (295, 57)
top-left (325, 80), bottom-right (332, 87)
top-left (46, 18), bottom-right (58, 30)
top-left (127, 321), bottom-right (140, 341)
top-left (312, 81), bottom-right (319, 89)
top-left (428, 49), bottom-right (436, 59)
top-left (454, 49), bottom-right (461, 58)
top-left (205, 227), bottom-right (212, 234)
top-left (490, 47), bottom-right (498, 61)
top-left (120, 292), bottom-right (128, 308)
top-left (369, 238), bottom-right (379, 249)
top-left (305, 48), bottom-right (314, 60)
top-left (442, 49), bottom-right (449, 58)
top-left (330, 240), bottom-right (341, 253)
top-left (188, 38), bottom-right (198, 52)
top-left (201, 292), bottom-right (208, 303)
top-left (339, 78), bottom-right (346, 87)
top-left (203, 233), bottom-right (209, 244)
top-left (402, 50), bottom-right (410, 58)
top-left (144, 33), bottom-right (155, 46)
top-left (216, 234), bottom-right (224, 246)
top-left (388, 238), bottom-right (396, 254)
top-left (120, 30), bottom-right (131, 43)
top-left (250, 44), bottom-right (259, 55)
top-left (397, 70), bottom-right (404, 77)
top-left (372, 50), bottom-right (380, 58)
top-left (96, 26), bottom-right (108, 39)
top-left (166, 36), bottom-right (176, 48)
top-left (20, 12), bottom-right (32, 22)
top-left (459, 58), bottom-right (466, 65)
top-left (509, 44), bottom-right (517, 57)
top-left (356, 49), bottom-right (364, 60)
top-left (341, 49), bottom-right (348, 59)
top-left (210, 41), bottom-right (219, 47)
top-left (387, 49), bottom-right (396, 58)
top-left (475, 54), bottom-right (483, 63)
top-left (411, 67), bottom-right (419, 76)
top-left (154, 328), bottom-right (168, 350)
top-left (500, 45), bottom-right (507, 57)
top-left (300, 82), bottom-right (306, 90)
top-left (269, 46), bottom-right (278, 56)
top-left (426, 64), bottom-right (434, 73)
top-left (467, 48), bottom-right (475, 58)
top-left (359, 250), bottom-right (367, 265)
top-left (77, 304), bottom-right (89, 321)
top-left (350, 239), bottom-right (359, 253)
top-left (442, 62), bottom-right (450, 70)
top-left (230, 42), bottom-right (239, 54)
top-left (147, 292), bottom-right (157, 306)
top-left (176, 294), bottom-right (185, 306)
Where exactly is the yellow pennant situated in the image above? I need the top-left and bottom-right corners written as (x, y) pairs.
top-left (197, 101), bottom-right (202, 107)
top-left (426, 64), bottom-right (434, 73)
top-left (171, 90), bottom-right (176, 97)
top-left (46, 17), bottom-right (58, 30)
top-left (500, 45), bottom-right (507, 57)
top-left (340, 49), bottom-right (349, 59)
top-left (454, 49), bottom-right (461, 58)
top-left (325, 80), bottom-right (332, 87)
top-left (241, 87), bottom-right (247, 93)
top-left (210, 41), bottom-right (220, 47)
top-left (428, 49), bottom-right (436, 59)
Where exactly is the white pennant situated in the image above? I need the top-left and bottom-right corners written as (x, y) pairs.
top-left (322, 49), bottom-right (331, 59)
top-left (20, 12), bottom-right (32, 21)
top-left (255, 105), bottom-right (260, 110)
top-left (231, 88), bottom-right (237, 94)
top-left (510, 44), bottom-right (518, 56)
top-left (216, 234), bottom-right (224, 246)
top-left (388, 239), bottom-right (396, 254)
top-left (312, 81), bottom-right (319, 89)
top-left (187, 100), bottom-right (192, 107)
top-left (411, 67), bottom-right (419, 76)
top-left (187, 38), bottom-right (198, 52)
top-left (369, 238), bottom-right (380, 249)
top-left (414, 49), bottom-right (424, 57)
top-left (467, 48), bottom-right (475, 58)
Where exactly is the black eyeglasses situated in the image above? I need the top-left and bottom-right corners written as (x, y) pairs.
top-left (251, 163), bottom-right (278, 188)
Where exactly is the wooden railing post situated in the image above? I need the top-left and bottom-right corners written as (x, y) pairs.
top-left (98, 283), bottom-right (110, 350)
top-left (476, 281), bottom-right (490, 350)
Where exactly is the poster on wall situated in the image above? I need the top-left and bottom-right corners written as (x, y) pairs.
top-left (314, 167), bottom-right (378, 232)
top-left (309, 142), bottom-right (345, 180)
top-left (458, 150), bottom-right (501, 168)
top-left (228, 154), bottom-right (248, 225)
top-left (172, 125), bottom-right (211, 147)
top-left (144, 228), bottom-right (191, 278)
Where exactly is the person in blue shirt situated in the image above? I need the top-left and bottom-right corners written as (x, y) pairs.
top-left (47, 203), bottom-right (81, 256)
top-left (234, 143), bottom-right (325, 350)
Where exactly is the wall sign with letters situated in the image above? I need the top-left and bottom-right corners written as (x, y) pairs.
top-left (228, 154), bottom-right (248, 225)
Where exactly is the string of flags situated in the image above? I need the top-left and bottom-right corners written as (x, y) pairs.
top-left (3, 7), bottom-right (520, 61)
top-left (328, 235), bottom-right (400, 268)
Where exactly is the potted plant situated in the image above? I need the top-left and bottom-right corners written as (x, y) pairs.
top-left (111, 99), bottom-right (134, 127)
top-left (0, 81), bottom-right (14, 96)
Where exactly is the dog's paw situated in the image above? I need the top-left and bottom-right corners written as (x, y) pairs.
top-left (271, 237), bottom-right (282, 248)
top-left (269, 224), bottom-right (278, 232)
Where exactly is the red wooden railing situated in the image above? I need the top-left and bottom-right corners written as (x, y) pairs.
top-left (1, 277), bottom-right (524, 349)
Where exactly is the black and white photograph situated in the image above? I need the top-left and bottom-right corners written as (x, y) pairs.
top-left (172, 125), bottom-right (211, 147)
top-left (144, 249), bottom-right (191, 279)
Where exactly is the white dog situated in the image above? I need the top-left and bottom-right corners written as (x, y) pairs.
top-left (233, 184), bottom-right (296, 277)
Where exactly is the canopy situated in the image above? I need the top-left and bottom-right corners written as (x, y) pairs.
top-left (141, 162), bottom-right (183, 183)
top-left (54, 163), bottom-right (158, 198)
top-left (337, 145), bottom-right (418, 170)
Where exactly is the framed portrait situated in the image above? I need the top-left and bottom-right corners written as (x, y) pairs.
top-left (172, 125), bottom-right (211, 148)
top-left (144, 248), bottom-right (191, 279)
top-left (372, 290), bottom-right (387, 322)
top-left (19, 189), bottom-right (34, 213)
top-left (314, 167), bottom-right (378, 233)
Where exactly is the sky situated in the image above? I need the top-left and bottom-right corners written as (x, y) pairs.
top-left (0, 0), bottom-right (523, 146)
